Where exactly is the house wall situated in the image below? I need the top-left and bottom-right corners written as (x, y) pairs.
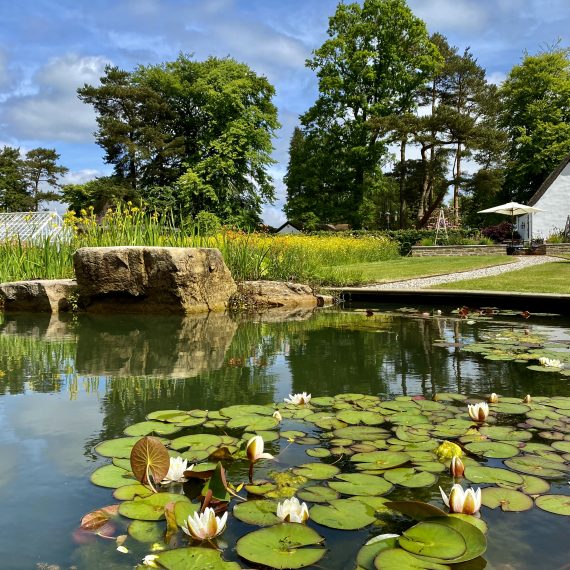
top-left (516, 162), bottom-right (570, 240)
top-left (276, 224), bottom-right (302, 235)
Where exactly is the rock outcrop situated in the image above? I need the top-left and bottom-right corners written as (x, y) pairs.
top-left (74, 246), bottom-right (236, 314)
top-left (236, 280), bottom-right (334, 309)
top-left (0, 279), bottom-right (77, 313)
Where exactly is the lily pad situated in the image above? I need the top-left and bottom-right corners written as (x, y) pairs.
top-left (112, 483), bottom-right (153, 500)
top-left (298, 485), bottom-right (340, 503)
top-left (356, 536), bottom-right (399, 570)
top-left (220, 404), bottom-right (274, 418)
top-left (94, 437), bottom-right (144, 459)
top-left (306, 448), bottom-right (331, 458)
top-left (227, 415), bottom-right (279, 431)
top-left (170, 434), bottom-right (222, 451)
top-left (310, 498), bottom-right (376, 530)
top-left (535, 494), bottom-right (570, 516)
top-left (128, 519), bottom-right (164, 542)
top-left (334, 426), bottom-right (390, 441)
top-left (383, 468), bottom-right (436, 488)
top-left (156, 547), bottom-right (241, 569)
top-left (236, 523), bottom-right (325, 569)
top-left (336, 410), bottom-right (384, 425)
top-left (498, 474), bottom-right (550, 495)
top-left (233, 499), bottom-right (281, 526)
top-left (399, 522), bottom-right (466, 560)
top-left (119, 492), bottom-right (190, 521)
top-left (293, 463), bottom-right (340, 480)
top-left (351, 451), bottom-right (410, 470)
top-left (90, 464), bottom-right (137, 488)
top-left (504, 456), bottom-right (568, 479)
top-left (124, 421), bottom-right (181, 436)
top-left (464, 466), bottom-right (523, 485)
top-left (328, 473), bottom-right (393, 496)
top-left (373, 548), bottom-right (451, 569)
top-left (481, 487), bottom-right (533, 511)
top-left (464, 441), bottom-right (520, 458)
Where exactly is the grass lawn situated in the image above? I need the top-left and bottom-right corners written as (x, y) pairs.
top-left (432, 260), bottom-right (570, 294)
top-left (318, 255), bottom-right (515, 285)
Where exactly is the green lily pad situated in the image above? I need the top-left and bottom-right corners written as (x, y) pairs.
top-left (383, 468), bottom-right (436, 488)
top-left (498, 474), bottom-right (550, 495)
top-left (329, 473), bottom-right (393, 496)
top-left (336, 410), bottom-right (384, 425)
top-left (119, 492), bottom-right (190, 521)
top-left (478, 426), bottom-right (532, 441)
top-left (227, 415), bottom-right (279, 431)
top-left (464, 441), bottom-right (520, 458)
top-left (174, 416), bottom-right (206, 428)
top-left (490, 403), bottom-right (530, 414)
top-left (297, 485), bottom-right (340, 503)
top-left (146, 410), bottom-right (187, 422)
top-left (373, 548), bottom-right (451, 569)
top-left (334, 426), bottom-right (390, 441)
top-left (220, 404), bottom-right (274, 418)
top-left (170, 434), bottom-right (222, 451)
top-left (90, 464), bottom-right (137, 488)
top-left (124, 421), bottom-right (181, 436)
top-left (504, 456), bottom-right (568, 479)
top-left (351, 451), bottom-right (410, 470)
top-left (464, 466), bottom-right (523, 485)
top-left (94, 436), bottom-right (145, 459)
top-left (310, 396), bottom-right (335, 407)
top-left (174, 500), bottom-right (199, 528)
top-left (236, 523), bottom-right (325, 569)
top-left (535, 494), bottom-right (570, 515)
top-left (385, 501), bottom-right (447, 521)
top-left (293, 463), bottom-right (340, 480)
top-left (306, 448), bottom-right (331, 458)
top-left (245, 483), bottom-right (277, 496)
top-left (481, 487), bottom-right (533, 511)
top-left (310, 498), bottom-right (376, 530)
top-left (112, 483), bottom-right (153, 500)
top-left (156, 547), bottom-right (241, 569)
top-left (551, 441), bottom-right (570, 452)
top-left (128, 519), bottom-right (164, 542)
top-left (399, 521), bottom-right (466, 560)
top-left (356, 536), bottom-right (399, 570)
top-left (233, 499), bottom-right (280, 526)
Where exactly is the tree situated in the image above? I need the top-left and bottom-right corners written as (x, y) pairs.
top-left (23, 148), bottom-right (68, 211)
top-left (61, 176), bottom-right (136, 215)
top-left (285, 0), bottom-right (442, 227)
top-left (0, 146), bottom-right (32, 211)
top-left (499, 46), bottom-right (570, 202)
top-left (78, 55), bottom-right (279, 224)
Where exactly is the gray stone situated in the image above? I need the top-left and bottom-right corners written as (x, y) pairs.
top-left (0, 279), bottom-right (77, 313)
top-left (73, 246), bottom-right (236, 314)
top-left (237, 280), bottom-right (318, 308)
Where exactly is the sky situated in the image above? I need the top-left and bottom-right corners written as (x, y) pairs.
top-left (0, 0), bottom-right (568, 226)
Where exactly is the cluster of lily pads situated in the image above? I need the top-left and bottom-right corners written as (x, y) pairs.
top-left (83, 390), bottom-right (570, 569)
top-left (435, 329), bottom-right (570, 375)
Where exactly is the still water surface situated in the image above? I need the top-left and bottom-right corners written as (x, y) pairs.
top-left (0, 306), bottom-right (568, 569)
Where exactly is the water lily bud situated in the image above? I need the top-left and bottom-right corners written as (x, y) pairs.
top-left (450, 456), bottom-right (465, 478)
top-left (467, 402), bottom-right (489, 422)
top-left (522, 394), bottom-right (531, 404)
top-left (246, 435), bottom-right (274, 462)
top-left (272, 410), bottom-right (283, 422)
top-left (488, 393), bottom-right (499, 404)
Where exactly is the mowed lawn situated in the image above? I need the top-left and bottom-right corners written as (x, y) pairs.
top-left (319, 255), bottom-right (514, 285)
top-left (433, 260), bottom-right (570, 294)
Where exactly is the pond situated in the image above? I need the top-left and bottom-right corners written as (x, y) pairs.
top-left (0, 306), bottom-right (568, 569)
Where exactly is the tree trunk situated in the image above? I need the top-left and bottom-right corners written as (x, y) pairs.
top-left (453, 142), bottom-right (461, 224)
top-left (399, 138), bottom-right (406, 229)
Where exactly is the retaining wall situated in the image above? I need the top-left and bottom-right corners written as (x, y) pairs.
top-left (411, 243), bottom-right (570, 257)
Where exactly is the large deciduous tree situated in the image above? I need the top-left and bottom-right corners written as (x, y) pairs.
top-left (78, 55), bottom-right (279, 226)
top-left (499, 46), bottom-right (570, 202)
top-left (285, 0), bottom-right (442, 227)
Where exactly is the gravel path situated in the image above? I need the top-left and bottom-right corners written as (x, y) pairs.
top-left (366, 256), bottom-right (562, 290)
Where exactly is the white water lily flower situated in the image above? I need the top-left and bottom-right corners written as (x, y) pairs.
top-left (440, 484), bottom-right (481, 515)
top-left (539, 357), bottom-right (562, 368)
top-left (182, 507), bottom-right (228, 540)
top-left (276, 497), bottom-right (309, 523)
top-left (246, 435), bottom-right (274, 462)
top-left (467, 402), bottom-right (489, 422)
top-left (523, 394), bottom-right (532, 404)
top-left (273, 410), bottom-right (283, 421)
top-left (162, 456), bottom-right (193, 485)
top-left (284, 392), bottom-right (311, 405)
top-left (142, 554), bottom-right (159, 567)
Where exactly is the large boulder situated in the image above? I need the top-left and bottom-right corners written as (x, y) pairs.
top-left (73, 246), bottom-right (237, 314)
top-left (0, 279), bottom-right (77, 313)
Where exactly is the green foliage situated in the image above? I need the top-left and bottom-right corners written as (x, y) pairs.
top-left (78, 55), bottom-right (279, 224)
top-left (23, 148), bottom-right (68, 210)
top-left (499, 46), bottom-right (570, 201)
top-left (61, 176), bottom-right (136, 215)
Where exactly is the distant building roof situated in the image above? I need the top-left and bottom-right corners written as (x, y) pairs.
top-left (275, 221), bottom-right (303, 234)
top-left (528, 150), bottom-right (570, 206)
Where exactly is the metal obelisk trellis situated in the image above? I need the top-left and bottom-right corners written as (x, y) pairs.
top-left (434, 209), bottom-right (448, 245)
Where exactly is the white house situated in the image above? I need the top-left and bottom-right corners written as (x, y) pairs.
top-left (275, 221), bottom-right (303, 235)
top-left (516, 151), bottom-right (570, 241)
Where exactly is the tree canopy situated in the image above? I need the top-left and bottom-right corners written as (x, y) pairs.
top-left (78, 54), bottom-right (279, 226)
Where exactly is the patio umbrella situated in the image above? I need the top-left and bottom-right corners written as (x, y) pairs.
top-left (478, 202), bottom-right (545, 246)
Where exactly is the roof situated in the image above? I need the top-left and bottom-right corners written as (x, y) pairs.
top-left (274, 221), bottom-right (302, 233)
top-left (528, 150), bottom-right (570, 206)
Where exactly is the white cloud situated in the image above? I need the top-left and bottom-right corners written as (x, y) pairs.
top-left (1, 54), bottom-right (108, 142)
top-left (262, 203), bottom-right (286, 227)
top-left (60, 168), bottom-right (103, 185)
top-left (410, 0), bottom-right (488, 32)
top-left (486, 71), bottom-right (507, 86)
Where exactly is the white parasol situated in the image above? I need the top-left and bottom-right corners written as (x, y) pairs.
top-left (478, 202), bottom-right (545, 245)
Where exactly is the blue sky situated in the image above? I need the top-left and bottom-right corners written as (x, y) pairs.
top-left (0, 0), bottom-right (568, 225)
